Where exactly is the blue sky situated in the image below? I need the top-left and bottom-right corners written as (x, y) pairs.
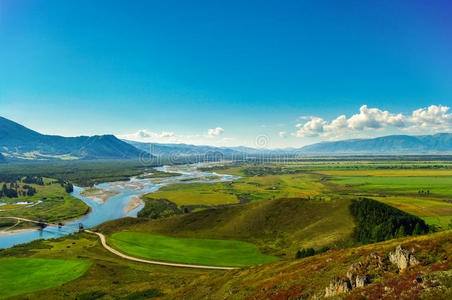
top-left (1, 0), bottom-right (452, 147)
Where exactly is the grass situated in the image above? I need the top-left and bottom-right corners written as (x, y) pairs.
top-left (0, 180), bottom-right (89, 224)
top-left (316, 168), bottom-right (452, 229)
top-left (422, 215), bottom-right (452, 228)
top-left (149, 182), bottom-right (239, 206)
top-left (148, 171), bottom-right (326, 208)
top-left (170, 229), bottom-right (452, 299)
top-left (331, 175), bottom-right (452, 196)
top-left (99, 197), bottom-right (355, 257)
top-left (0, 258), bottom-right (92, 298)
top-left (109, 232), bottom-right (278, 267)
top-left (0, 233), bottom-right (206, 299)
top-left (1, 160), bottom-right (452, 299)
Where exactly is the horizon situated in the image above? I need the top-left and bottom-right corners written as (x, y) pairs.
top-left (2, 1), bottom-right (452, 147)
top-left (2, 114), bottom-right (452, 151)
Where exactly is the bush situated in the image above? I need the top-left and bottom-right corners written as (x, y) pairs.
top-left (121, 288), bottom-right (164, 299)
top-left (77, 290), bottom-right (106, 300)
top-left (295, 247), bottom-right (329, 259)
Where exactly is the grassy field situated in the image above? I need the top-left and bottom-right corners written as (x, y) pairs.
top-left (0, 233), bottom-right (210, 299)
top-left (0, 180), bottom-right (89, 225)
top-left (109, 232), bottom-right (278, 267)
top-left (149, 182), bottom-right (239, 206)
top-left (100, 197), bottom-right (355, 257)
top-left (0, 258), bottom-right (91, 298)
top-left (304, 168), bottom-right (452, 228)
top-left (171, 229), bottom-right (452, 299)
top-left (331, 175), bottom-right (452, 196)
top-left (0, 221), bottom-right (450, 299)
top-left (149, 171), bottom-right (326, 208)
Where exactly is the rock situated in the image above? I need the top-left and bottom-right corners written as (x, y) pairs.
top-left (369, 251), bottom-right (383, 265)
top-left (349, 262), bottom-right (362, 271)
top-left (346, 270), bottom-right (354, 283)
top-left (325, 277), bottom-right (352, 297)
top-left (355, 275), bottom-right (368, 288)
top-left (410, 255), bottom-right (419, 266)
top-left (388, 245), bottom-right (419, 271)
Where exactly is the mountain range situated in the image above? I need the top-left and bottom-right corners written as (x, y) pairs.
top-left (299, 133), bottom-right (452, 154)
top-left (0, 116), bottom-right (144, 160)
top-left (1, 116), bottom-right (452, 162)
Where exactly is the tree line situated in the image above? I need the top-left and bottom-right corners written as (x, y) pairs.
top-left (349, 197), bottom-right (429, 244)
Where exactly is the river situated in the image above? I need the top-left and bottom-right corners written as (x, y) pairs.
top-left (0, 163), bottom-right (237, 249)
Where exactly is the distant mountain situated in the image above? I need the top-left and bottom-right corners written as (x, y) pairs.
top-left (299, 133), bottom-right (452, 154)
top-left (125, 133), bottom-right (452, 157)
top-left (124, 140), bottom-right (244, 157)
top-left (0, 117), bottom-right (145, 160)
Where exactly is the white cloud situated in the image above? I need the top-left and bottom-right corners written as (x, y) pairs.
top-left (407, 105), bottom-right (452, 131)
top-left (294, 117), bottom-right (327, 137)
top-left (347, 105), bottom-right (404, 130)
top-left (279, 131), bottom-right (287, 138)
top-left (206, 127), bottom-right (224, 138)
top-left (293, 104), bottom-right (452, 138)
top-left (117, 129), bottom-right (175, 141)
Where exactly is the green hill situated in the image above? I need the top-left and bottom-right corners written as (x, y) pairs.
top-left (170, 230), bottom-right (452, 299)
top-left (0, 116), bottom-right (146, 160)
top-left (99, 197), bottom-right (355, 257)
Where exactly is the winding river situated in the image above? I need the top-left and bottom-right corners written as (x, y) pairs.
top-left (0, 163), bottom-right (237, 249)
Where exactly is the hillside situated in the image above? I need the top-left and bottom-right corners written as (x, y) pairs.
top-left (0, 117), bottom-right (145, 160)
top-left (172, 230), bottom-right (452, 299)
top-left (299, 133), bottom-right (452, 154)
top-left (98, 197), bottom-right (355, 256)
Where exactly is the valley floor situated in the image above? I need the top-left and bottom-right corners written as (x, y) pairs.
top-left (1, 158), bottom-right (452, 298)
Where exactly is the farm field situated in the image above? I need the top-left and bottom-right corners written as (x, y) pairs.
top-left (150, 171), bottom-right (326, 208)
top-left (0, 257), bottom-right (91, 298)
top-left (109, 232), bottom-right (278, 267)
top-left (306, 167), bottom-right (452, 228)
top-left (331, 175), bottom-right (452, 196)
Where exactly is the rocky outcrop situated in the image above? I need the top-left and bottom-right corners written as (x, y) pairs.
top-left (325, 277), bottom-right (351, 297)
top-left (356, 275), bottom-right (368, 287)
top-left (325, 260), bottom-right (370, 296)
top-left (324, 245), bottom-right (422, 297)
top-left (389, 245), bottom-right (419, 271)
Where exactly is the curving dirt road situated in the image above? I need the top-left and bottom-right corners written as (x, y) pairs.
top-left (0, 217), bottom-right (237, 270)
top-left (86, 230), bottom-right (238, 270)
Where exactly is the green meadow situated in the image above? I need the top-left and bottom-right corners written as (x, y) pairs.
top-left (0, 179), bottom-right (89, 225)
top-left (332, 175), bottom-right (452, 196)
top-left (109, 232), bottom-right (278, 267)
top-left (0, 258), bottom-right (91, 298)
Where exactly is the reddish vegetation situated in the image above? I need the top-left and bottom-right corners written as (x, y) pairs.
top-left (178, 230), bottom-right (452, 299)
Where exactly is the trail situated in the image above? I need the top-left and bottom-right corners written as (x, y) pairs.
top-left (0, 217), bottom-right (238, 270)
top-left (86, 230), bottom-right (238, 270)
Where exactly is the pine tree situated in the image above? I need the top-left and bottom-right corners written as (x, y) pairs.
top-left (412, 223), bottom-right (423, 235)
top-left (395, 226), bottom-right (406, 238)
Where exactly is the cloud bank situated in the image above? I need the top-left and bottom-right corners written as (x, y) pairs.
top-left (294, 105), bottom-right (452, 138)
